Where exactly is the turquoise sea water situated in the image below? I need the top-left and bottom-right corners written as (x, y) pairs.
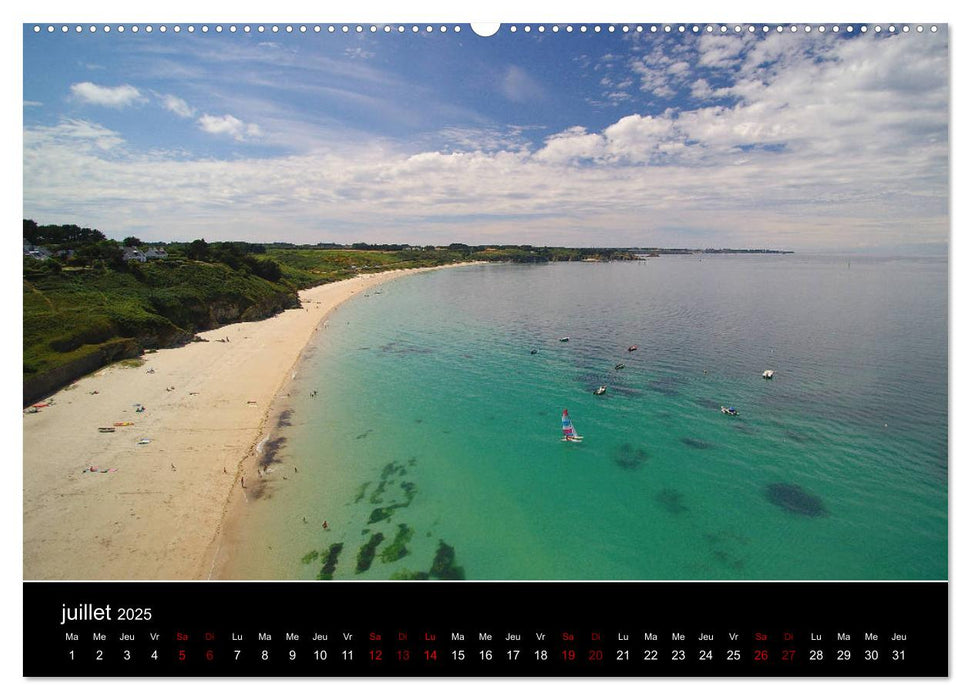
top-left (225, 255), bottom-right (947, 581)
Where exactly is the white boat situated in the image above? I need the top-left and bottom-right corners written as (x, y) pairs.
top-left (594, 385), bottom-right (607, 395)
top-left (559, 337), bottom-right (570, 342)
top-left (762, 370), bottom-right (774, 379)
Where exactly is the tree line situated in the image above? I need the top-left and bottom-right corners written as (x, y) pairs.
top-left (23, 220), bottom-right (282, 283)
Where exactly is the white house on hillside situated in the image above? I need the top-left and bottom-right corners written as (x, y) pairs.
top-left (122, 247), bottom-right (147, 262)
top-left (23, 239), bottom-right (51, 260)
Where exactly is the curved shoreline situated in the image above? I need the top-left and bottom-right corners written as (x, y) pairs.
top-left (23, 263), bottom-right (480, 580)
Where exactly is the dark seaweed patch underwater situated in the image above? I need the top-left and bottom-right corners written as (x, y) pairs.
top-left (647, 378), bottom-right (682, 397)
top-left (612, 442), bottom-right (650, 470)
top-left (258, 437), bottom-right (287, 466)
top-left (656, 488), bottom-right (688, 514)
top-left (764, 483), bottom-right (827, 517)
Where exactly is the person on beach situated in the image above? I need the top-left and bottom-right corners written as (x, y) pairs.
top-left (322, 520), bottom-right (329, 530)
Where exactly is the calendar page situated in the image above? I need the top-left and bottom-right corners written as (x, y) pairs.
top-left (21, 16), bottom-right (949, 679)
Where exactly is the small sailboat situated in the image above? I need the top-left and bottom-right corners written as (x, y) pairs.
top-left (594, 385), bottom-right (607, 395)
top-left (561, 409), bottom-right (583, 442)
top-left (762, 369), bottom-right (774, 379)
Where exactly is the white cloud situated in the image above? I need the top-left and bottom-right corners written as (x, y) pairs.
top-left (630, 62), bottom-right (676, 98)
top-left (690, 78), bottom-right (712, 99)
top-left (344, 47), bottom-right (375, 60)
top-left (602, 113), bottom-right (680, 163)
top-left (70, 82), bottom-right (144, 108)
top-left (500, 66), bottom-right (544, 103)
top-left (535, 127), bottom-right (604, 164)
top-left (23, 33), bottom-right (948, 252)
top-left (161, 94), bottom-right (195, 118)
top-left (197, 114), bottom-right (262, 141)
top-left (24, 119), bottom-right (125, 153)
top-left (696, 33), bottom-right (755, 69)
top-left (435, 126), bottom-right (533, 153)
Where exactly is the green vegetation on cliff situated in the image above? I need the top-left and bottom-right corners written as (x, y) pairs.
top-left (23, 256), bottom-right (298, 405)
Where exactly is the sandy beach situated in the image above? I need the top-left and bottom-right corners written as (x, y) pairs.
top-left (22, 265), bottom-right (468, 580)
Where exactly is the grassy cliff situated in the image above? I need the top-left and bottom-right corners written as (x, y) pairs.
top-left (23, 258), bottom-right (298, 405)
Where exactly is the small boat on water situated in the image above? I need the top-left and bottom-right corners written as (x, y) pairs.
top-left (561, 409), bottom-right (583, 442)
top-left (614, 363), bottom-right (625, 370)
top-left (559, 337), bottom-right (570, 342)
top-left (594, 385), bottom-right (607, 395)
top-left (530, 349), bottom-right (538, 355)
top-left (721, 406), bottom-right (739, 416)
top-left (628, 345), bottom-right (638, 352)
top-left (762, 370), bottom-right (775, 379)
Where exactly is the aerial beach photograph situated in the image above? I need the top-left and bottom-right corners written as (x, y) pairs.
top-left (22, 22), bottom-right (948, 583)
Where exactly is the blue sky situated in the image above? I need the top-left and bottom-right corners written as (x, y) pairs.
top-left (23, 23), bottom-right (949, 251)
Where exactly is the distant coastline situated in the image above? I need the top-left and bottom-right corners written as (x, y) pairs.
top-left (628, 248), bottom-right (794, 255)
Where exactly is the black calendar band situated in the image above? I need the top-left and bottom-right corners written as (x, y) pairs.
top-left (24, 581), bottom-right (947, 677)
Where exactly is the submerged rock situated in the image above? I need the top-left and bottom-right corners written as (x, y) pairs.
top-left (764, 482), bottom-right (827, 517)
